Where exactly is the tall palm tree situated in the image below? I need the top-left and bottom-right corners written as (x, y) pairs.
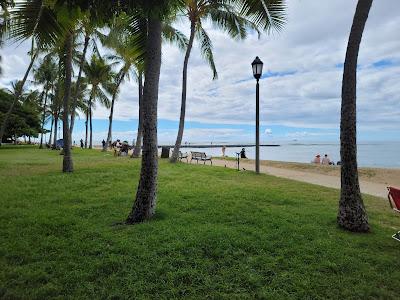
top-left (101, 16), bottom-right (139, 147)
top-left (338, 0), bottom-right (373, 232)
top-left (83, 54), bottom-right (113, 149)
top-left (126, 17), bottom-right (162, 224)
top-left (33, 55), bottom-right (57, 148)
top-left (131, 71), bottom-right (143, 157)
top-left (69, 12), bottom-right (103, 136)
top-left (170, 0), bottom-right (283, 162)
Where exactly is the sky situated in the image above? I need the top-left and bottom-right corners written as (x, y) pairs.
top-left (1, 0), bottom-right (399, 145)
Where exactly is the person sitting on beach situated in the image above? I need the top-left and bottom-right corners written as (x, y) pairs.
top-left (312, 154), bottom-right (321, 164)
top-left (221, 145), bottom-right (226, 157)
top-left (240, 148), bottom-right (247, 159)
top-left (321, 154), bottom-right (331, 165)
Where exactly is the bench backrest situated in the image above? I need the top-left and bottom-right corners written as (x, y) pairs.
top-left (388, 187), bottom-right (400, 210)
top-left (191, 151), bottom-right (206, 159)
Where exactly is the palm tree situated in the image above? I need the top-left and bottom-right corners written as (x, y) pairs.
top-left (170, 0), bottom-right (283, 162)
top-left (33, 55), bottom-right (57, 148)
top-left (131, 71), bottom-right (143, 157)
top-left (338, 0), bottom-right (373, 232)
top-left (126, 17), bottom-right (162, 224)
top-left (100, 15), bottom-right (140, 148)
top-left (70, 12), bottom-right (103, 136)
top-left (83, 54), bottom-right (113, 149)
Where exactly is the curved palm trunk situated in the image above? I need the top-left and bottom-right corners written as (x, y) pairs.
top-left (106, 71), bottom-right (126, 149)
top-left (62, 31), bottom-right (74, 172)
top-left (0, 50), bottom-right (38, 145)
top-left (126, 19), bottom-right (162, 224)
top-left (337, 0), bottom-right (372, 232)
top-left (70, 34), bottom-right (90, 135)
top-left (132, 72), bottom-right (144, 158)
top-left (39, 88), bottom-right (49, 149)
top-left (170, 21), bottom-right (196, 162)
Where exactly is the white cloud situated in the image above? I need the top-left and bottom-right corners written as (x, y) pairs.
top-left (1, 0), bottom-right (399, 136)
top-left (265, 128), bottom-right (272, 135)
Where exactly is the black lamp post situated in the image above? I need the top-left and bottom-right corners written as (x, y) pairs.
top-left (252, 56), bottom-right (263, 174)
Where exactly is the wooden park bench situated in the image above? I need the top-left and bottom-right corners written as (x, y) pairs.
top-left (190, 151), bottom-right (212, 165)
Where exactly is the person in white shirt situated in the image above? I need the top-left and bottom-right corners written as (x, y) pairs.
top-left (321, 154), bottom-right (331, 165)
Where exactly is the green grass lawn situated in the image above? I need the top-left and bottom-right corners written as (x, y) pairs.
top-left (1, 146), bottom-right (399, 299)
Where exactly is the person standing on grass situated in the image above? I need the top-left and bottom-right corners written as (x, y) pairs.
top-left (102, 139), bottom-right (106, 150)
top-left (80, 139), bottom-right (84, 149)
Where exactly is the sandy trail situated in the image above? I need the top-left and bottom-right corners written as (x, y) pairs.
top-left (211, 158), bottom-right (390, 198)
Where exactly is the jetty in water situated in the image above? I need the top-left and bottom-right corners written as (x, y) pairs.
top-left (158, 144), bottom-right (280, 148)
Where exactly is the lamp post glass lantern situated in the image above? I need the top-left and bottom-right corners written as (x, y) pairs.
top-left (252, 56), bottom-right (263, 81)
top-left (251, 56), bottom-right (263, 174)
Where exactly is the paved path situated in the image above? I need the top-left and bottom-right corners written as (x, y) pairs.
top-left (210, 159), bottom-right (387, 199)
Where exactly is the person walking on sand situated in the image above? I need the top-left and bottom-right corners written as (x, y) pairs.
top-left (240, 148), bottom-right (247, 159)
top-left (222, 145), bottom-right (226, 157)
top-left (312, 154), bottom-right (321, 164)
top-left (322, 154), bottom-right (331, 165)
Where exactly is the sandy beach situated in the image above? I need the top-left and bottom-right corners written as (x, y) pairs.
top-left (96, 146), bottom-right (398, 198)
top-left (210, 157), bottom-right (399, 198)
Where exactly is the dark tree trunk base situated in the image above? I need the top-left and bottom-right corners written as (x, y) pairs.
top-left (337, 203), bottom-right (369, 232)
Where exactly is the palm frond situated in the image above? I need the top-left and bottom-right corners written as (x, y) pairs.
top-left (196, 26), bottom-right (218, 80)
top-left (230, 0), bottom-right (286, 33)
top-left (162, 23), bottom-right (188, 52)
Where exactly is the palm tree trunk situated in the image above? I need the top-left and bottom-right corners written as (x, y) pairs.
top-left (0, 50), bottom-right (38, 145)
top-left (89, 100), bottom-right (93, 149)
top-left (170, 21), bottom-right (196, 162)
top-left (126, 19), bottom-right (162, 224)
top-left (48, 116), bottom-right (54, 145)
top-left (39, 88), bottom-right (49, 149)
top-left (337, 0), bottom-right (372, 232)
top-left (84, 110), bottom-right (88, 148)
top-left (70, 34), bottom-right (90, 135)
top-left (62, 31), bottom-right (74, 172)
top-left (85, 91), bottom-right (93, 149)
top-left (106, 70), bottom-right (126, 148)
top-left (132, 72), bottom-right (144, 158)
top-left (53, 113), bottom-right (58, 148)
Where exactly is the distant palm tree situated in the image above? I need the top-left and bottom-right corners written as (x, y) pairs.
top-left (84, 54), bottom-right (113, 149)
top-left (338, 0), bottom-right (373, 232)
top-left (100, 14), bottom-right (140, 148)
top-left (170, 0), bottom-right (284, 162)
top-left (33, 56), bottom-right (57, 148)
top-left (70, 13), bottom-right (102, 136)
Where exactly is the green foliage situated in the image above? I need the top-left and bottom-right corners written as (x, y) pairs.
top-left (0, 147), bottom-right (399, 298)
top-left (0, 89), bottom-right (41, 142)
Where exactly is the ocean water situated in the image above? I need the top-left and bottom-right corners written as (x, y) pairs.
top-left (181, 142), bottom-right (400, 169)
